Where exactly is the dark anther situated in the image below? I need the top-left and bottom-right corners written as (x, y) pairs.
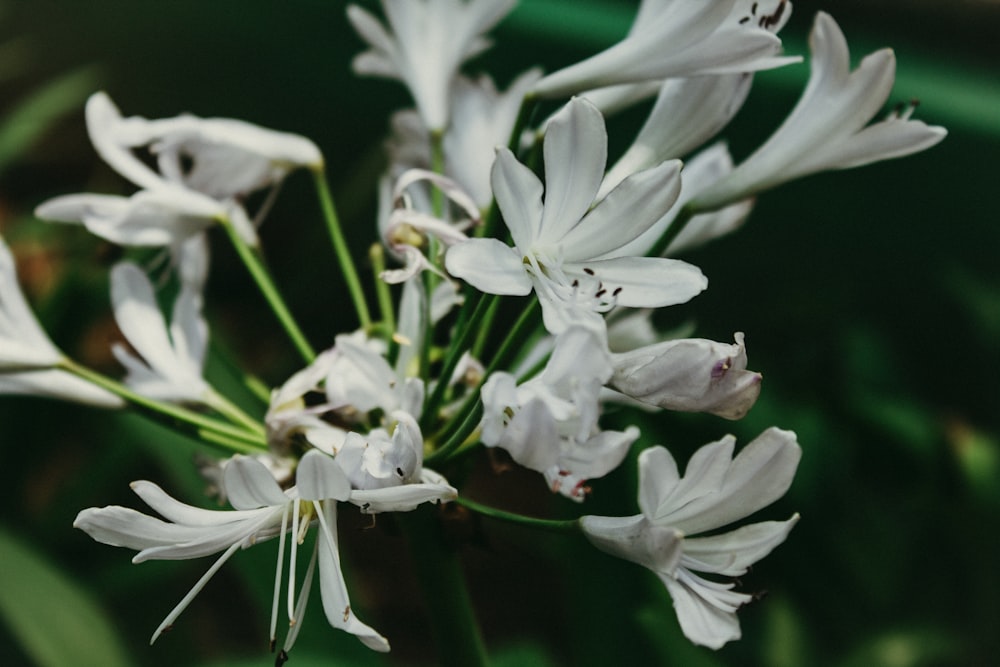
top-left (595, 289), bottom-right (607, 298)
top-left (270, 638), bottom-right (276, 653)
top-left (275, 649), bottom-right (290, 667)
top-left (751, 2), bottom-right (758, 14)
top-left (571, 279), bottom-right (579, 288)
top-left (396, 467), bottom-right (405, 477)
top-left (739, 16), bottom-right (750, 24)
top-left (612, 287), bottom-right (622, 296)
top-left (910, 98), bottom-right (921, 108)
top-left (583, 267), bottom-right (595, 275)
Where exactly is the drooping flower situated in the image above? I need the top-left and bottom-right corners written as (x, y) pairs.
top-left (109, 261), bottom-right (209, 403)
top-left (74, 451), bottom-right (390, 653)
top-left (347, 0), bottom-right (517, 131)
top-left (581, 427), bottom-right (800, 648)
top-left (481, 325), bottom-right (638, 500)
top-left (445, 97), bottom-right (707, 333)
top-left (609, 332), bottom-right (762, 419)
top-left (690, 11), bottom-right (947, 212)
top-left (84, 91), bottom-right (323, 200)
top-left (531, 0), bottom-right (798, 100)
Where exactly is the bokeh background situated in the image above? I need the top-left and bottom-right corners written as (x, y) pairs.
top-left (1, 1), bottom-right (998, 665)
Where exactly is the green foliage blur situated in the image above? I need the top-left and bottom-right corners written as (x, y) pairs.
top-left (1, 1), bottom-right (998, 665)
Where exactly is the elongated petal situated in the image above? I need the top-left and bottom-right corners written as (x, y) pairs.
top-left (565, 256), bottom-right (707, 308)
top-left (490, 147), bottom-right (544, 249)
top-left (314, 502), bottom-right (390, 651)
top-left (0, 369), bottom-right (123, 406)
top-left (564, 159), bottom-right (682, 261)
top-left (130, 480), bottom-right (268, 526)
top-left (444, 238), bottom-right (532, 295)
top-left (349, 478), bottom-right (457, 513)
top-left (500, 398), bottom-right (560, 473)
top-left (537, 99), bottom-right (607, 244)
top-left (683, 514), bottom-right (798, 576)
top-left (86, 92), bottom-right (166, 191)
top-left (640, 440), bottom-right (734, 523)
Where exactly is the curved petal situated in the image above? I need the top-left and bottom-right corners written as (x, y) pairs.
top-left (491, 147), bottom-right (544, 249)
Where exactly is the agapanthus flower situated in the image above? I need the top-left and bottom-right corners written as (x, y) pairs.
top-left (445, 97), bottom-right (707, 333)
top-left (609, 332), bottom-right (762, 419)
top-left (690, 11), bottom-right (947, 212)
top-left (347, 0), bottom-right (517, 131)
top-left (531, 0), bottom-right (798, 100)
top-left (581, 427), bottom-right (800, 648)
top-left (481, 325), bottom-right (638, 500)
top-left (74, 451), bottom-right (390, 653)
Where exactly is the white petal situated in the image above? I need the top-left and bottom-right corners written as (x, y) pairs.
top-left (223, 455), bottom-right (289, 509)
top-left (565, 256), bottom-right (707, 308)
top-left (491, 147), bottom-right (544, 250)
top-left (683, 514), bottom-right (799, 576)
top-left (296, 450), bottom-right (351, 502)
top-left (536, 98), bottom-right (607, 244)
top-left (444, 239), bottom-right (532, 296)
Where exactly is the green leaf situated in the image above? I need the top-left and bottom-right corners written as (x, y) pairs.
top-left (0, 528), bottom-right (132, 667)
top-left (0, 65), bottom-right (99, 174)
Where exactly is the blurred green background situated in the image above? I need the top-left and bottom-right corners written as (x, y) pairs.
top-left (1, 1), bottom-right (998, 665)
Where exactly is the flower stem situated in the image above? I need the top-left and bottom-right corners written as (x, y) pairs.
top-left (203, 388), bottom-right (267, 437)
top-left (455, 497), bottom-right (581, 534)
top-left (219, 217), bottom-right (317, 364)
top-left (398, 505), bottom-right (490, 667)
top-left (57, 358), bottom-right (268, 453)
top-left (369, 243), bottom-right (396, 345)
top-left (420, 292), bottom-right (496, 429)
top-left (312, 168), bottom-right (372, 330)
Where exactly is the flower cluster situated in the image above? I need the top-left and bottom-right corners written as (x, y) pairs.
top-left (3, 0), bottom-right (944, 661)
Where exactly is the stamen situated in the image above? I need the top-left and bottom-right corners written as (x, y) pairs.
top-left (270, 504), bottom-right (290, 648)
top-left (287, 500), bottom-right (300, 623)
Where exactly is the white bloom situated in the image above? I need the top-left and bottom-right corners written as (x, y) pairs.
top-left (347, 0), bottom-right (517, 131)
top-left (34, 187), bottom-right (227, 248)
top-left (691, 12), bottom-right (948, 212)
top-left (610, 332), bottom-right (762, 419)
top-left (531, 0), bottom-right (798, 99)
top-left (0, 237), bottom-right (121, 406)
top-left (445, 98), bottom-right (707, 334)
top-left (481, 326), bottom-right (638, 500)
top-left (84, 91), bottom-right (322, 199)
top-left (581, 427), bottom-right (800, 648)
top-left (110, 262), bottom-right (209, 403)
top-left (74, 451), bottom-right (390, 653)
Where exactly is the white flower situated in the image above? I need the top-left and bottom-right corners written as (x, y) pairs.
top-left (581, 427), bottom-right (800, 648)
top-left (347, 0), bottom-right (517, 131)
top-left (610, 332), bottom-right (762, 419)
top-left (0, 237), bottom-right (121, 406)
top-left (84, 91), bottom-right (322, 200)
top-left (110, 262), bottom-right (209, 403)
top-left (531, 0), bottom-right (798, 99)
top-left (481, 326), bottom-right (638, 500)
top-left (74, 451), bottom-right (390, 653)
top-left (34, 187), bottom-right (228, 248)
top-left (445, 97), bottom-right (707, 334)
top-left (690, 12), bottom-right (947, 212)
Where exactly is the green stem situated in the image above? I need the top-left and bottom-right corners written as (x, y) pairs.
top-left (57, 358), bottom-right (268, 453)
top-left (398, 505), bottom-right (490, 667)
top-left (219, 217), bottom-right (317, 364)
top-left (203, 388), bottom-right (267, 437)
top-left (369, 243), bottom-right (396, 344)
top-left (426, 399), bottom-right (482, 466)
top-left (420, 292), bottom-right (495, 428)
top-left (455, 497), bottom-right (580, 534)
top-left (646, 203), bottom-right (695, 258)
top-left (313, 169), bottom-right (372, 330)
